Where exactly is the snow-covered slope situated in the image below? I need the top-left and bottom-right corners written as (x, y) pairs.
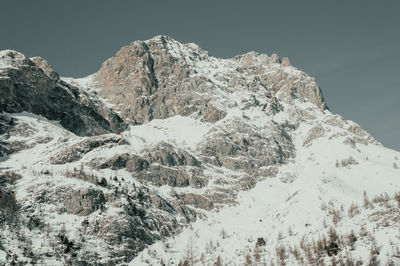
top-left (0, 36), bottom-right (399, 265)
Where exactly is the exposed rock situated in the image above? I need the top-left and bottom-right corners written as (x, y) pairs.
top-left (94, 36), bottom-right (200, 124)
top-left (142, 142), bottom-right (201, 167)
top-left (50, 135), bottom-right (123, 164)
top-left (324, 115), bottom-right (346, 128)
top-left (90, 143), bottom-right (202, 175)
top-left (30, 56), bottom-right (59, 80)
top-left (269, 53), bottom-right (280, 64)
top-left (91, 153), bottom-right (150, 172)
top-left (94, 36), bottom-right (327, 127)
top-left (199, 119), bottom-right (295, 174)
top-left (126, 155), bottom-right (150, 172)
top-left (303, 125), bottom-right (325, 146)
top-left (35, 185), bottom-right (106, 216)
top-left (336, 156), bottom-right (359, 168)
top-left (281, 57), bottom-right (291, 67)
top-left (134, 165), bottom-right (206, 188)
top-left (175, 193), bottom-right (214, 210)
top-left (94, 153), bottom-right (131, 170)
top-left (280, 173), bottom-right (297, 184)
top-left (234, 51), bottom-right (269, 66)
top-left (0, 172), bottom-right (21, 225)
top-left (0, 114), bottom-right (16, 156)
top-left (0, 50), bottom-right (126, 136)
top-left (202, 105), bottom-right (227, 123)
top-left (62, 187), bottom-right (106, 216)
top-left (88, 214), bottom-right (153, 261)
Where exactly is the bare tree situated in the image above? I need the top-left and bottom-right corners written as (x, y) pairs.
top-left (185, 236), bottom-right (196, 266)
top-left (214, 256), bottom-right (223, 266)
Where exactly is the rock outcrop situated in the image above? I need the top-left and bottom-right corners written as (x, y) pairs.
top-left (0, 50), bottom-right (126, 136)
top-left (94, 36), bottom-right (327, 126)
top-left (38, 186), bottom-right (107, 216)
top-left (50, 135), bottom-right (124, 164)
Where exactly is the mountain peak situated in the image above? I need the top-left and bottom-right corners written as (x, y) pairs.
top-left (30, 56), bottom-right (60, 79)
top-left (93, 37), bottom-right (327, 125)
top-left (0, 49), bottom-right (33, 71)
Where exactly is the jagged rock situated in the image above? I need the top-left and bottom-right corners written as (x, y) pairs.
top-left (87, 214), bottom-right (154, 261)
top-left (97, 153), bottom-right (131, 170)
top-left (269, 53), bottom-right (280, 64)
top-left (0, 172), bottom-right (21, 225)
top-left (303, 125), bottom-right (325, 146)
top-left (0, 114), bottom-right (16, 156)
top-left (50, 135), bottom-right (123, 164)
top-left (0, 50), bottom-right (126, 136)
top-left (175, 193), bottom-right (214, 210)
top-left (35, 185), bottom-right (106, 216)
top-left (91, 153), bottom-right (150, 172)
top-left (0, 113), bottom-right (15, 135)
top-left (30, 56), bottom-right (59, 80)
top-left (202, 105), bottom-right (227, 123)
top-left (94, 36), bottom-right (327, 127)
top-left (142, 142), bottom-right (201, 167)
top-left (199, 120), bottom-right (295, 174)
top-left (94, 36), bottom-right (199, 124)
top-left (281, 57), bottom-right (291, 67)
top-left (126, 155), bottom-right (150, 172)
top-left (0, 142), bottom-right (11, 157)
top-left (134, 165), bottom-right (206, 188)
top-left (91, 143), bottom-right (201, 174)
top-left (234, 51), bottom-right (269, 66)
top-left (62, 187), bottom-right (106, 216)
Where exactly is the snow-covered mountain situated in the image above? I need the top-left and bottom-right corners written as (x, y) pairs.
top-left (0, 36), bottom-right (399, 265)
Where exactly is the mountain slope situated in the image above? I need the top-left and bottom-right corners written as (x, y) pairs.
top-left (0, 50), bottom-right (126, 136)
top-left (0, 36), bottom-right (399, 265)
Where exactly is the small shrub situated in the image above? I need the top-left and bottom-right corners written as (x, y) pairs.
top-left (215, 256), bottom-right (223, 266)
top-left (347, 230), bottom-right (357, 250)
top-left (363, 191), bottom-right (371, 208)
top-left (394, 192), bottom-right (400, 206)
top-left (245, 254), bottom-right (252, 265)
top-left (276, 245), bottom-right (286, 265)
top-left (348, 203), bottom-right (360, 218)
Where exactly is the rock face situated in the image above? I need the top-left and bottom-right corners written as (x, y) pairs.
top-left (40, 186), bottom-right (106, 216)
top-left (30, 56), bottom-right (60, 80)
top-left (90, 143), bottom-right (207, 188)
top-left (199, 119), bottom-right (295, 174)
top-left (50, 135), bottom-right (124, 164)
top-left (0, 50), bottom-right (125, 136)
top-left (94, 36), bottom-right (327, 126)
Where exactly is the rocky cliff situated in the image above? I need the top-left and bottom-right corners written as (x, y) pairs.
top-left (94, 36), bottom-right (327, 125)
top-left (0, 50), bottom-right (125, 136)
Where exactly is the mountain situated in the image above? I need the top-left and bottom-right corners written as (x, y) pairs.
top-left (0, 50), bottom-right (126, 137)
top-left (0, 36), bottom-right (399, 265)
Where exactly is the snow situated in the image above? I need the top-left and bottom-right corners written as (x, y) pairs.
top-left (123, 115), bottom-right (212, 151)
top-left (62, 75), bottom-right (96, 89)
top-left (0, 50), bottom-right (20, 72)
top-left (129, 101), bottom-right (400, 265)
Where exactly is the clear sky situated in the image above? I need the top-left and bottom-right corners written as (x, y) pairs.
top-left (1, 0), bottom-right (399, 150)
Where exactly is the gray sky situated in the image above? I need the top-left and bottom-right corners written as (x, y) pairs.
top-left (1, 0), bottom-right (399, 151)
